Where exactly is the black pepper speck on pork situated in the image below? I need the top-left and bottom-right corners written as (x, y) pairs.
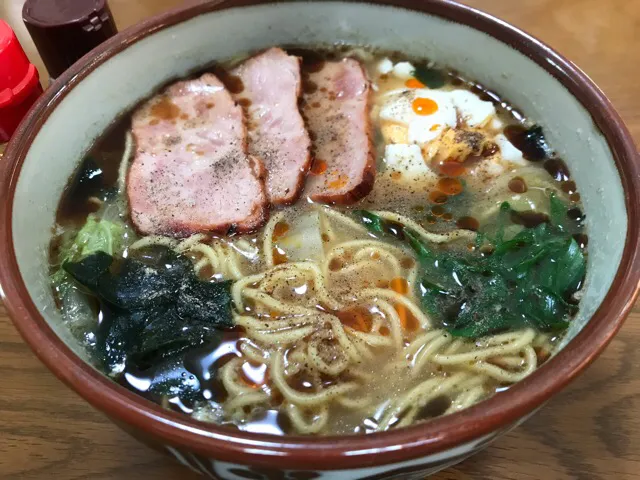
top-left (127, 73), bottom-right (268, 238)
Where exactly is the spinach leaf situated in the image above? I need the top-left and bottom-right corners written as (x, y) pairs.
top-left (354, 209), bottom-right (384, 235)
top-left (549, 192), bottom-right (569, 230)
top-left (495, 201), bottom-right (512, 244)
top-left (535, 236), bottom-right (585, 296)
top-left (413, 65), bottom-right (446, 88)
top-left (355, 209), bottom-right (585, 338)
top-left (520, 286), bottom-right (570, 331)
top-left (404, 229), bottom-right (433, 262)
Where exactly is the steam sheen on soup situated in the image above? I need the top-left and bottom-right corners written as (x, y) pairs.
top-left (49, 47), bottom-right (587, 436)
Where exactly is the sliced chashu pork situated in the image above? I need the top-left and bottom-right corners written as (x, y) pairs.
top-left (303, 58), bottom-right (375, 203)
top-left (231, 47), bottom-right (311, 205)
top-left (128, 73), bottom-right (268, 237)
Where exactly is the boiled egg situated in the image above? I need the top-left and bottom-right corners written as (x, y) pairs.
top-left (448, 90), bottom-right (495, 128)
top-left (375, 60), bottom-right (529, 186)
top-left (377, 58), bottom-right (394, 75)
top-left (384, 144), bottom-right (437, 181)
top-left (379, 87), bottom-right (496, 144)
top-left (392, 61), bottom-right (416, 79)
top-left (379, 89), bottom-right (457, 144)
top-left (494, 133), bottom-right (527, 165)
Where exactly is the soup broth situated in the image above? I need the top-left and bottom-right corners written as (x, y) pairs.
top-left (50, 46), bottom-right (587, 436)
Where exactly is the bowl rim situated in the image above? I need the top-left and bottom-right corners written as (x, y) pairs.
top-left (1, 0), bottom-right (639, 471)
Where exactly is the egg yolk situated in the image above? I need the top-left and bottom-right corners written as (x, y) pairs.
top-left (405, 78), bottom-right (425, 89)
top-left (412, 97), bottom-right (439, 115)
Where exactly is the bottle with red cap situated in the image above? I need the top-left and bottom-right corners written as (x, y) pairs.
top-left (0, 19), bottom-right (44, 149)
top-left (1, 1), bottom-right (117, 155)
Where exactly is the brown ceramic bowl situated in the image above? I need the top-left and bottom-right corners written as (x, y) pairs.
top-left (1, 1), bottom-right (639, 479)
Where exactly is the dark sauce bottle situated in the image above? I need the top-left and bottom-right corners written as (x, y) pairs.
top-left (23, 0), bottom-right (117, 81)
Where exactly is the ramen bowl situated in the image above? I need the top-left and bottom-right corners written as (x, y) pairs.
top-left (1, 1), bottom-right (639, 479)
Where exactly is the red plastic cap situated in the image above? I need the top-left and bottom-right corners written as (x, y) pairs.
top-left (0, 19), bottom-right (43, 142)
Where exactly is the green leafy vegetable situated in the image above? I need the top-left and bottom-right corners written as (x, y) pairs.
top-left (404, 229), bottom-right (433, 261)
top-left (413, 65), bottom-right (446, 88)
top-left (357, 209), bottom-right (385, 234)
top-left (536, 236), bottom-right (585, 296)
top-left (61, 214), bottom-right (125, 262)
top-left (75, 215), bottom-right (124, 257)
top-left (491, 201), bottom-right (512, 245)
top-left (355, 208), bottom-right (585, 338)
top-left (549, 192), bottom-right (569, 230)
top-left (50, 215), bottom-right (127, 297)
